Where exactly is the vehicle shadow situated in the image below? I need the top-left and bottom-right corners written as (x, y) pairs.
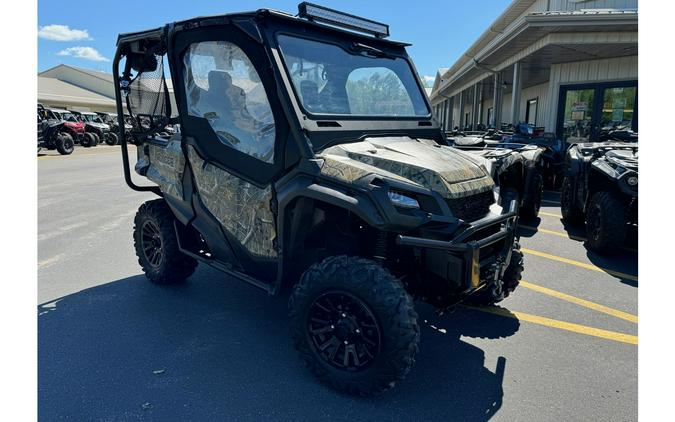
top-left (584, 248), bottom-right (638, 288)
top-left (39, 266), bottom-right (519, 421)
top-left (516, 216), bottom-right (542, 238)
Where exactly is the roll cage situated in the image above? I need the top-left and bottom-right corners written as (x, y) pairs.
top-left (112, 8), bottom-right (442, 195)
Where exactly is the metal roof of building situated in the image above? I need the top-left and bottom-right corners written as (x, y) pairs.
top-left (529, 9), bottom-right (637, 16)
top-left (37, 76), bottom-right (116, 106)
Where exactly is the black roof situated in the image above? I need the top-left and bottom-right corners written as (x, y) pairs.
top-left (117, 8), bottom-right (410, 47)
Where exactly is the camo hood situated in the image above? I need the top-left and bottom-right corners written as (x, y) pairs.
top-left (318, 136), bottom-right (494, 199)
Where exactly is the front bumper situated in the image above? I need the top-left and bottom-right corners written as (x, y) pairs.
top-left (396, 200), bottom-right (519, 294)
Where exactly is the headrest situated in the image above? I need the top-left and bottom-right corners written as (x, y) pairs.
top-left (208, 70), bottom-right (233, 91)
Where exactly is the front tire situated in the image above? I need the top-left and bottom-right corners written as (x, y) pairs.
top-left (520, 170), bottom-right (543, 220)
top-left (133, 199), bottom-right (198, 284)
top-left (91, 133), bottom-right (100, 146)
top-left (55, 133), bottom-right (74, 155)
top-left (560, 176), bottom-right (583, 225)
top-left (105, 132), bottom-right (118, 146)
top-left (81, 132), bottom-right (95, 147)
top-left (585, 191), bottom-right (626, 254)
top-left (289, 256), bottom-right (420, 396)
top-left (467, 243), bottom-right (523, 306)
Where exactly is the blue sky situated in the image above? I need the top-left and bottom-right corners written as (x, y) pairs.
top-left (38, 0), bottom-right (511, 85)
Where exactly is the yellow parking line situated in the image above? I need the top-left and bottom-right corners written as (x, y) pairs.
top-left (539, 211), bottom-right (563, 218)
top-left (520, 225), bottom-right (583, 241)
top-left (520, 280), bottom-right (638, 323)
top-left (519, 226), bottom-right (638, 253)
top-left (521, 247), bottom-right (638, 282)
top-left (469, 305), bottom-right (638, 345)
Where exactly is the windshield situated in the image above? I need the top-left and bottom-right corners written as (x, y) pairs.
top-left (277, 35), bottom-right (428, 118)
top-left (59, 112), bottom-right (77, 122)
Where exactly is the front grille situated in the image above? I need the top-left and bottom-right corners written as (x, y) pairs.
top-left (446, 189), bottom-right (494, 222)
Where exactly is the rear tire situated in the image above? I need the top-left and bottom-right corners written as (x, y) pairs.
top-left (81, 132), bottom-right (95, 147)
top-left (520, 170), bottom-right (543, 220)
top-left (55, 132), bottom-right (74, 155)
top-left (560, 176), bottom-right (583, 225)
top-left (133, 199), bottom-right (198, 284)
top-left (105, 132), bottom-right (118, 146)
top-left (585, 191), bottom-right (626, 254)
top-left (467, 243), bottom-right (523, 306)
top-left (91, 133), bottom-right (100, 146)
top-left (289, 255), bottom-right (420, 396)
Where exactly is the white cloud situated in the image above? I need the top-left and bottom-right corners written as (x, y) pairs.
top-left (423, 75), bottom-right (435, 84)
top-left (38, 24), bottom-right (92, 41)
top-left (57, 47), bottom-right (109, 62)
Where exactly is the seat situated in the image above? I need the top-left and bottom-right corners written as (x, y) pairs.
top-left (300, 80), bottom-right (319, 112)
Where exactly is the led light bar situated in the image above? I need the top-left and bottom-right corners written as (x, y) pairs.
top-left (298, 2), bottom-right (390, 38)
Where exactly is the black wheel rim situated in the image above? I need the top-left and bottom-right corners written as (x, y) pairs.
top-left (307, 290), bottom-right (381, 371)
top-left (141, 220), bottom-right (164, 268)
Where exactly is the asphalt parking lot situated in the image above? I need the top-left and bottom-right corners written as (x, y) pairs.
top-left (38, 145), bottom-right (638, 421)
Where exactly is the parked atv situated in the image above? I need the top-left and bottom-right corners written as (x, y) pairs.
top-left (113, 3), bottom-right (523, 396)
top-left (37, 104), bottom-right (74, 155)
top-left (45, 108), bottom-right (86, 145)
top-left (498, 123), bottom-right (566, 189)
top-left (560, 131), bottom-right (638, 253)
top-left (447, 132), bottom-right (544, 219)
top-left (71, 110), bottom-right (113, 147)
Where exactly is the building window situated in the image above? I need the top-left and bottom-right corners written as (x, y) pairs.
top-left (525, 98), bottom-right (538, 126)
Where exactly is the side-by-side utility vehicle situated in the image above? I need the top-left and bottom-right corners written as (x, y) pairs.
top-left (38, 104), bottom-right (75, 155)
top-left (45, 108), bottom-right (86, 144)
top-left (113, 3), bottom-right (523, 395)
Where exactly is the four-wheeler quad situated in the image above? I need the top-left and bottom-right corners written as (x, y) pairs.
top-left (113, 2), bottom-right (523, 396)
top-left (71, 110), bottom-right (113, 147)
top-left (494, 124), bottom-right (566, 190)
top-left (45, 108), bottom-right (86, 144)
top-left (37, 104), bottom-right (75, 155)
top-left (560, 130), bottom-right (638, 253)
top-left (447, 132), bottom-right (544, 220)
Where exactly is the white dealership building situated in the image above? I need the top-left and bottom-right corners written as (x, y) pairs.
top-left (38, 64), bottom-right (177, 115)
top-left (429, 0), bottom-right (637, 144)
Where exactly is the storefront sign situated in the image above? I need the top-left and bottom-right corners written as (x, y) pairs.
top-left (571, 102), bottom-right (588, 112)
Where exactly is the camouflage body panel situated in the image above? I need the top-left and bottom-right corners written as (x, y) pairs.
top-left (187, 145), bottom-right (277, 258)
top-left (320, 154), bottom-right (422, 187)
top-left (319, 137), bottom-right (494, 199)
top-left (135, 140), bottom-right (185, 200)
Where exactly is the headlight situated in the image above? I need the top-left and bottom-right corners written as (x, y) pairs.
top-left (387, 190), bottom-right (420, 209)
top-left (627, 175), bottom-right (638, 186)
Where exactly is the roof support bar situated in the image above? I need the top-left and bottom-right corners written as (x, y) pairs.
top-left (472, 83), bottom-right (480, 129)
top-left (458, 90), bottom-right (465, 130)
top-left (493, 72), bottom-right (503, 129)
top-left (510, 61), bottom-right (522, 125)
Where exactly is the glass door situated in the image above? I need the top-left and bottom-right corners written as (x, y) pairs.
top-left (600, 86), bottom-right (637, 134)
top-left (560, 88), bottom-right (595, 144)
top-left (557, 81), bottom-right (637, 144)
